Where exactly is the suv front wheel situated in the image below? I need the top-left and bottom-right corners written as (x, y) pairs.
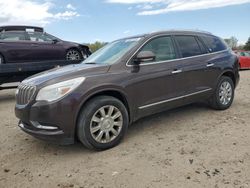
top-left (77, 96), bottom-right (129, 150)
top-left (209, 76), bottom-right (235, 110)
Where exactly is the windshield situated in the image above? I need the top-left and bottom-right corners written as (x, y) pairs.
top-left (83, 37), bottom-right (142, 65)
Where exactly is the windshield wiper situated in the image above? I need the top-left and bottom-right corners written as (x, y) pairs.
top-left (84, 62), bottom-right (97, 64)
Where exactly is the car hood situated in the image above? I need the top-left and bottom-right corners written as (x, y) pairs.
top-left (23, 63), bottom-right (110, 86)
top-left (63, 41), bottom-right (79, 46)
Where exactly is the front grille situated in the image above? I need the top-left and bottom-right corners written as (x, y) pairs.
top-left (16, 83), bottom-right (36, 105)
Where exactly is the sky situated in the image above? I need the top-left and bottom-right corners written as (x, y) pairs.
top-left (0, 0), bottom-right (250, 44)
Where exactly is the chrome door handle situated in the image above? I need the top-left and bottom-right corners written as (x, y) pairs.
top-left (172, 69), bottom-right (182, 74)
top-left (207, 63), bottom-right (214, 67)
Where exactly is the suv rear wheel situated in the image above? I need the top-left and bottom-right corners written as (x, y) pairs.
top-left (209, 76), bottom-right (234, 110)
top-left (77, 96), bottom-right (129, 150)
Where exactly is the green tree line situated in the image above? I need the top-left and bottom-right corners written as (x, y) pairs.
top-left (87, 41), bottom-right (107, 53)
top-left (224, 36), bottom-right (250, 50)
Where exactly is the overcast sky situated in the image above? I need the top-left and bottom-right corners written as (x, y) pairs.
top-left (0, 0), bottom-right (249, 44)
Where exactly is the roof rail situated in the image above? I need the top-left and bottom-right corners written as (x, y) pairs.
top-left (150, 29), bottom-right (213, 35)
top-left (0, 25), bottom-right (44, 32)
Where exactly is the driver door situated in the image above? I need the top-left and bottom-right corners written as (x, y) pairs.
top-left (26, 32), bottom-right (64, 61)
top-left (127, 36), bottom-right (189, 118)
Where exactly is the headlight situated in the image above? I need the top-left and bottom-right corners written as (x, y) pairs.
top-left (36, 77), bottom-right (85, 102)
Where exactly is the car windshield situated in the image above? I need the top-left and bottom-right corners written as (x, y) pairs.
top-left (83, 37), bottom-right (142, 65)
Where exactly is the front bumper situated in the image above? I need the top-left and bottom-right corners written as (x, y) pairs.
top-left (18, 121), bottom-right (72, 145)
top-left (15, 97), bottom-right (80, 145)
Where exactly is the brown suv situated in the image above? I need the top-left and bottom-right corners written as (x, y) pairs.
top-left (15, 30), bottom-right (240, 150)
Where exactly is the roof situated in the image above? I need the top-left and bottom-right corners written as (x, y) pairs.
top-left (148, 29), bottom-right (213, 36)
top-left (119, 29), bottom-right (214, 41)
top-left (0, 25), bottom-right (44, 32)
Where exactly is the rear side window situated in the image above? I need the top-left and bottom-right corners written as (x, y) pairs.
top-left (0, 31), bottom-right (26, 41)
top-left (201, 35), bottom-right (227, 53)
top-left (175, 36), bottom-right (203, 58)
top-left (140, 36), bottom-right (176, 62)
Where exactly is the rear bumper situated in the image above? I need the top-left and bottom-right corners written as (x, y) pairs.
top-left (0, 60), bottom-right (82, 85)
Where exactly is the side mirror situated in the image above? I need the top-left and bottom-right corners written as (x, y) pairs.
top-left (52, 39), bottom-right (59, 44)
top-left (134, 51), bottom-right (156, 64)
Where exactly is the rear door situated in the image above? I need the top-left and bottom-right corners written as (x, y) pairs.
top-left (173, 35), bottom-right (213, 97)
top-left (199, 35), bottom-right (229, 86)
top-left (0, 31), bottom-right (32, 63)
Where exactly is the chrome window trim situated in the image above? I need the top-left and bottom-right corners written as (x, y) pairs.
top-left (126, 34), bottom-right (229, 67)
top-left (138, 88), bottom-right (212, 110)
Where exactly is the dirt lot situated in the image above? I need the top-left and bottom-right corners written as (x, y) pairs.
top-left (0, 71), bottom-right (250, 188)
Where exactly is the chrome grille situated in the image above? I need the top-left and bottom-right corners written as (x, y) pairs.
top-left (16, 84), bottom-right (36, 105)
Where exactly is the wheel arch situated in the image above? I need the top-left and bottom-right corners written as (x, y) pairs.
top-left (66, 47), bottom-right (83, 59)
top-left (75, 89), bottom-right (131, 134)
top-left (220, 70), bottom-right (236, 86)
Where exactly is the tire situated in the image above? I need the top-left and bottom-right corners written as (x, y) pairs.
top-left (209, 76), bottom-right (235, 110)
top-left (66, 49), bottom-right (82, 60)
top-left (0, 54), bottom-right (4, 64)
top-left (77, 96), bottom-right (129, 150)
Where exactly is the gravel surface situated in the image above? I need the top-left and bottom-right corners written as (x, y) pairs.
top-left (0, 71), bottom-right (250, 188)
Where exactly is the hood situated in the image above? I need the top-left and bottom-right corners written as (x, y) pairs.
top-left (23, 63), bottom-right (110, 86)
top-left (62, 41), bottom-right (90, 51)
top-left (63, 40), bottom-right (79, 46)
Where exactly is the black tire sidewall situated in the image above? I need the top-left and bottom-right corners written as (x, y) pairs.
top-left (77, 96), bottom-right (129, 150)
top-left (215, 76), bottom-right (235, 110)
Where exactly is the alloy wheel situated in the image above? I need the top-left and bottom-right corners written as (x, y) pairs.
top-left (66, 50), bottom-right (81, 60)
top-left (90, 105), bottom-right (123, 144)
top-left (219, 81), bottom-right (233, 105)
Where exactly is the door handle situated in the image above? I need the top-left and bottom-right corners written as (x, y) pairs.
top-left (172, 69), bottom-right (182, 74)
top-left (31, 44), bottom-right (39, 47)
top-left (206, 63), bottom-right (214, 67)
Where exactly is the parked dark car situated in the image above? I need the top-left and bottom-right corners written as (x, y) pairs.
top-left (15, 30), bottom-right (239, 150)
top-left (0, 25), bottom-right (91, 87)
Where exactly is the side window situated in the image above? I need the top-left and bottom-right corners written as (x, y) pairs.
top-left (196, 37), bottom-right (208, 54)
top-left (201, 35), bottom-right (227, 53)
top-left (27, 32), bottom-right (55, 42)
top-left (43, 33), bottom-right (57, 42)
top-left (0, 31), bottom-right (26, 41)
top-left (140, 36), bottom-right (176, 63)
top-left (175, 36), bottom-right (203, 58)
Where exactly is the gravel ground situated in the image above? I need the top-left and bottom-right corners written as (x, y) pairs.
top-left (0, 71), bottom-right (250, 188)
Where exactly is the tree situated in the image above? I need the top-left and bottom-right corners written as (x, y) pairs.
top-left (224, 36), bottom-right (238, 49)
top-left (88, 41), bottom-right (107, 52)
top-left (244, 37), bottom-right (250, 50)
